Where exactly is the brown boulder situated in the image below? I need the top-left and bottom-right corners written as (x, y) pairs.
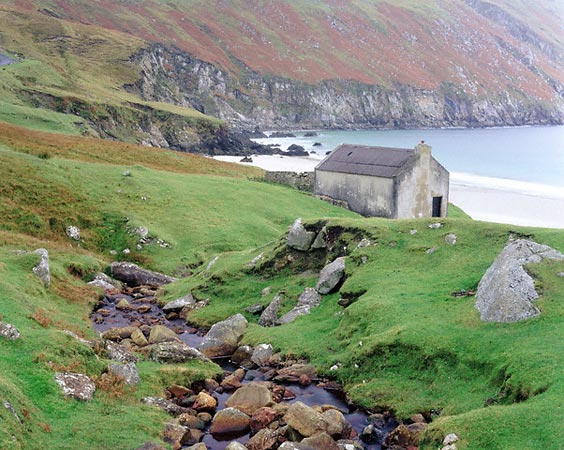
top-left (383, 423), bottom-right (428, 448)
top-left (221, 368), bottom-right (246, 390)
top-left (301, 432), bottom-right (340, 450)
top-left (275, 364), bottom-right (317, 383)
top-left (149, 325), bottom-right (181, 344)
top-left (224, 382), bottom-right (273, 415)
top-left (246, 428), bottom-right (280, 450)
top-left (210, 407), bottom-right (250, 435)
top-left (283, 401), bottom-right (330, 437)
top-left (131, 328), bottom-right (149, 347)
top-left (192, 391), bottom-right (217, 412)
top-left (250, 406), bottom-right (278, 433)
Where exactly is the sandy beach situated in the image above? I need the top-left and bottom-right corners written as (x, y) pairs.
top-left (215, 155), bottom-right (564, 229)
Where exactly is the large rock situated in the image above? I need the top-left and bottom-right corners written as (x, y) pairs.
top-left (163, 294), bottom-right (196, 313)
top-left (251, 344), bottom-right (273, 366)
top-left (198, 314), bottom-right (247, 358)
top-left (54, 372), bottom-right (95, 401)
top-left (383, 423), bottom-right (428, 448)
top-left (224, 382), bottom-right (273, 415)
top-left (274, 364), bottom-right (317, 383)
top-left (315, 257), bottom-right (346, 294)
top-left (250, 407), bottom-right (278, 433)
top-left (110, 261), bottom-right (176, 287)
top-left (283, 401), bottom-right (331, 437)
top-left (149, 325), bottom-right (181, 344)
top-left (297, 287), bottom-right (322, 308)
top-left (301, 432), bottom-right (340, 450)
top-left (107, 362), bottom-right (140, 385)
top-left (210, 407), bottom-right (251, 435)
top-left (259, 293), bottom-right (284, 327)
top-left (246, 428), bottom-right (280, 450)
top-left (33, 248), bottom-right (50, 287)
top-left (287, 219), bottom-right (316, 251)
top-left (88, 272), bottom-right (120, 290)
top-left (150, 342), bottom-right (210, 363)
top-left (192, 391), bottom-right (218, 411)
top-left (475, 239), bottom-right (564, 322)
top-left (0, 322), bottom-right (20, 340)
top-left (277, 305), bottom-right (312, 325)
top-left (102, 339), bottom-right (138, 363)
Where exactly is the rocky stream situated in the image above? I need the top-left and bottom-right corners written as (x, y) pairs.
top-left (89, 278), bottom-right (425, 450)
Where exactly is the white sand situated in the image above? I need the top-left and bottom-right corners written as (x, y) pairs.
top-left (214, 155), bottom-right (564, 229)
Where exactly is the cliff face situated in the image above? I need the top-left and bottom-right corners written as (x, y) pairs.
top-left (129, 45), bottom-right (564, 130)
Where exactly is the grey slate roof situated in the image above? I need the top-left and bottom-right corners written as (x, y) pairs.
top-left (315, 144), bottom-right (417, 178)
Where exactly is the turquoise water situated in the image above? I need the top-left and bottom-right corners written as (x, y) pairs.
top-left (258, 125), bottom-right (564, 188)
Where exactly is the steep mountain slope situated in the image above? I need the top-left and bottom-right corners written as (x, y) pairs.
top-left (6, 0), bottom-right (564, 129)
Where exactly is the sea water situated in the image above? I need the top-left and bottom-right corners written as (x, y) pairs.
top-left (255, 125), bottom-right (564, 190)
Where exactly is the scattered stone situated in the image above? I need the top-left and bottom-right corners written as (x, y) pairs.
top-left (123, 170), bottom-right (132, 177)
top-left (251, 344), bottom-right (273, 366)
top-left (110, 262), bottom-right (176, 287)
top-left (163, 294), bottom-right (196, 313)
top-left (301, 432), bottom-right (340, 450)
top-left (287, 218), bottom-right (316, 251)
top-left (3, 400), bottom-right (21, 424)
top-left (355, 239), bottom-right (371, 250)
top-left (226, 443), bottom-right (248, 450)
top-left (283, 401), bottom-right (330, 437)
top-left (116, 298), bottom-right (133, 310)
top-left (33, 248), bottom-right (50, 287)
top-left (107, 362), bottom-right (140, 385)
top-left (410, 413), bottom-right (426, 423)
top-left (409, 229), bottom-right (418, 235)
top-left (232, 346), bottom-right (254, 366)
top-left (443, 433), bottom-right (459, 445)
top-left (248, 253), bottom-right (264, 267)
top-left (0, 322), bottom-right (20, 340)
top-left (88, 272), bottom-right (120, 290)
top-left (286, 144), bottom-right (308, 156)
top-left (277, 305), bottom-right (311, 325)
top-left (198, 314), bottom-right (248, 358)
top-left (278, 443), bottom-right (316, 450)
top-left (224, 382), bottom-right (273, 415)
top-left (142, 397), bottom-right (192, 416)
top-left (313, 142), bottom-right (322, 147)
top-left (445, 233), bottom-right (457, 245)
top-left (193, 391), bottom-right (218, 412)
top-left (54, 372), bottom-right (95, 401)
top-left (360, 424), bottom-right (383, 443)
top-left (222, 369), bottom-right (246, 390)
top-left (168, 385), bottom-right (193, 398)
top-left (246, 428), bottom-right (280, 450)
top-left (150, 342), bottom-right (210, 363)
top-left (259, 293), bottom-right (284, 327)
top-left (163, 422), bottom-right (192, 449)
top-left (240, 156), bottom-right (253, 163)
top-left (65, 225), bottom-right (81, 240)
top-left (311, 227), bottom-right (327, 250)
top-left (250, 406), bottom-right (278, 433)
top-left (275, 364), bottom-right (317, 383)
top-left (475, 239), bottom-right (564, 322)
top-left (383, 423), bottom-right (427, 448)
top-left (315, 257), bottom-right (346, 294)
top-left (428, 222), bottom-right (442, 229)
top-left (103, 339), bottom-right (138, 362)
top-left (205, 256), bottom-right (219, 272)
top-left (245, 303), bottom-right (264, 314)
top-left (426, 247), bottom-right (437, 255)
top-left (558, 272), bottom-right (564, 277)
top-left (210, 407), bottom-right (251, 435)
top-left (149, 325), bottom-right (181, 344)
top-left (297, 287), bottom-right (322, 308)
top-left (261, 287), bottom-right (272, 297)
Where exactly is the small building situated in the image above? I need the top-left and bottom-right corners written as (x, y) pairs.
top-left (314, 142), bottom-right (449, 219)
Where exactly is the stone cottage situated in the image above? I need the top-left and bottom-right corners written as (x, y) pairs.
top-left (314, 142), bottom-right (449, 219)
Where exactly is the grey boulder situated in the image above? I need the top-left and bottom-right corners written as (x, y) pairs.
top-left (198, 314), bottom-right (248, 358)
top-left (475, 239), bottom-right (564, 322)
top-left (33, 248), bottom-right (50, 287)
top-left (316, 257), bottom-right (346, 294)
top-left (0, 322), bottom-right (20, 340)
top-left (110, 262), bottom-right (176, 287)
top-left (54, 372), bottom-right (96, 401)
top-left (287, 218), bottom-right (316, 251)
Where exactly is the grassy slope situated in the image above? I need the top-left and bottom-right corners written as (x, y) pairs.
top-left (9, 0), bottom-right (564, 100)
top-left (165, 215), bottom-right (564, 450)
top-left (0, 6), bottom-right (220, 138)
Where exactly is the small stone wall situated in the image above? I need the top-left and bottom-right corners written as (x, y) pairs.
top-left (264, 171), bottom-right (314, 192)
top-left (314, 194), bottom-right (350, 210)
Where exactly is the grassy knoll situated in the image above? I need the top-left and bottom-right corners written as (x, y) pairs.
top-left (168, 216), bottom-right (564, 449)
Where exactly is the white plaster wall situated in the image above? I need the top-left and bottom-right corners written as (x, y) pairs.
top-left (315, 171), bottom-right (395, 217)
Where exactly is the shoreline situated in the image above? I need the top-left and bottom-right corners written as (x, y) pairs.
top-left (214, 155), bottom-right (564, 230)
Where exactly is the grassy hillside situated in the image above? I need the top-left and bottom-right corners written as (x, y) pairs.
top-left (8, 0), bottom-right (564, 100)
top-left (1, 120), bottom-right (563, 449)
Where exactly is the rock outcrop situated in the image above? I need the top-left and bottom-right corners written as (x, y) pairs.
top-left (33, 248), bottom-right (50, 287)
top-left (475, 239), bottom-right (564, 322)
top-left (315, 257), bottom-right (346, 294)
top-left (110, 262), bottom-right (176, 287)
top-left (54, 372), bottom-right (96, 401)
top-left (0, 322), bottom-right (20, 340)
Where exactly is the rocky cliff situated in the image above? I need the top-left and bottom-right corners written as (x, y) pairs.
top-left (128, 44), bottom-right (564, 131)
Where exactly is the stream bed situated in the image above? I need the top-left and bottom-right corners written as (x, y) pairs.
top-left (91, 286), bottom-right (400, 450)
